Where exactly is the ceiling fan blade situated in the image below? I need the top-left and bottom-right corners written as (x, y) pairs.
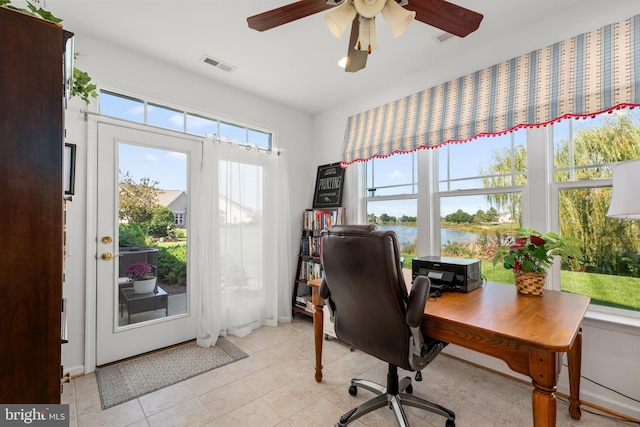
top-left (247, 0), bottom-right (337, 31)
top-left (404, 0), bottom-right (483, 38)
top-left (345, 18), bottom-right (368, 73)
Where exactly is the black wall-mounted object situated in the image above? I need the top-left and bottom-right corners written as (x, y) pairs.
top-left (312, 163), bottom-right (345, 208)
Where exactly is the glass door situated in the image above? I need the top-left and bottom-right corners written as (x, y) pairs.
top-left (96, 123), bottom-right (201, 365)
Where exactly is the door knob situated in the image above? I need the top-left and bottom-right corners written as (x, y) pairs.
top-left (101, 252), bottom-right (123, 261)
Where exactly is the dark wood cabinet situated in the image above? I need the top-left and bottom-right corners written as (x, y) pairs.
top-left (0, 7), bottom-right (71, 403)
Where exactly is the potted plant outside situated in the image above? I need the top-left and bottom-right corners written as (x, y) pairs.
top-left (125, 261), bottom-right (157, 294)
top-left (493, 228), bottom-right (583, 295)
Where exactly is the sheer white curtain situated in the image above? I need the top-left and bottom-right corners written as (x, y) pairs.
top-left (197, 134), bottom-right (292, 346)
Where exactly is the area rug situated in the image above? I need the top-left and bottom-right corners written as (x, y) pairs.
top-left (95, 338), bottom-right (248, 409)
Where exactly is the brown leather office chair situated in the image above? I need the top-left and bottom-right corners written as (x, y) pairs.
top-left (319, 225), bottom-right (455, 427)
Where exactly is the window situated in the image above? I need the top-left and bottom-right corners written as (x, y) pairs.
top-left (147, 103), bottom-right (184, 132)
top-left (99, 90), bottom-right (273, 150)
top-left (439, 192), bottom-right (522, 284)
top-left (365, 152), bottom-right (418, 268)
top-left (367, 152), bottom-right (417, 197)
top-left (438, 132), bottom-right (527, 191)
top-left (361, 112), bottom-right (640, 313)
top-left (99, 91), bottom-right (144, 123)
top-left (436, 130), bottom-right (526, 283)
top-left (553, 109), bottom-right (640, 312)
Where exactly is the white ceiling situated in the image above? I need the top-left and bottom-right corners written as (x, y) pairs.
top-left (41, 0), bottom-right (640, 115)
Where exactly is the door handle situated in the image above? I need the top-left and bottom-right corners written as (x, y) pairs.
top-left (101, 252), bottom-right (123, 261)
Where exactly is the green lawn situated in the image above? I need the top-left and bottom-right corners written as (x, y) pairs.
top-left (483, 260), bottom-right (640, 311)
top-left (402, 257), bottom-right (640, 312)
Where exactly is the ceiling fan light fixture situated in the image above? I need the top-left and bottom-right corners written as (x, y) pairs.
top-left (381, 0), bottom-right (415, 37)
top-left (324, 1), bottom-right (358, 39)
top-left (356, 17), bottom-right (378, 53)
top-left (352, 0), bottom-right (387, 19)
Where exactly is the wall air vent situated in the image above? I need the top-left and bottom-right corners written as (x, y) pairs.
top-left (434, 31), bottom-right (456, 44)
top-left (200, 55), bottom-right (236, 73)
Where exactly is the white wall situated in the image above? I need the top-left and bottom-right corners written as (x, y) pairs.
top-left (311, 2), bottom-right (640, 420)
top-left (62, 34), bottom-right (315, 376)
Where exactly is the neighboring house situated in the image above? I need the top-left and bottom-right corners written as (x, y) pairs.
top-left (158, 190), bottom-right (255, 226)
top-left (497, 212), bottom-right (512, 223)
top-left (158, 190), bottom-right (188, 227)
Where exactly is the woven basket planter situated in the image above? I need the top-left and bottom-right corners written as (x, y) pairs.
top-left (513, 270), bottom-right (546, 295)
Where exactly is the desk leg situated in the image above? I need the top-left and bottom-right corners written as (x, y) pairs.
top-left (567, 329), bottom-right (583, 420)
top-left (312, 287), bottom-right (323, 382)
top-left (530, 350), bottom-right (557, 427)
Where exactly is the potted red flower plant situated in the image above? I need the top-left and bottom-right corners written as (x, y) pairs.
top-left (493, 228), bottom-right (583, 295)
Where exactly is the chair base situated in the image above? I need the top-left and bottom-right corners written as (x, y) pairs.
top-left (337, 365), bottom-right (455, 427)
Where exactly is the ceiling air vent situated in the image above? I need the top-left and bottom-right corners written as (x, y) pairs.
top-left (434, 31), bottom-right (456, 44)
top-left (200, 55), bottom-right (236, 73)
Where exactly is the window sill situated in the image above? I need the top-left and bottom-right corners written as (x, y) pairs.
top-left (583, 307), bottom-right (640, 335)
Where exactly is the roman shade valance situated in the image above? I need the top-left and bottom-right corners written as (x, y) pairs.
top-left (341, 14), bottom-right (640, 166)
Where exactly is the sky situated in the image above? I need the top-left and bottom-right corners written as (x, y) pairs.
top-left (118, 144), bottom-right (187, 191)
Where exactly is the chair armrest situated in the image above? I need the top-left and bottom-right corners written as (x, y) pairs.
top-left (318, 278), bottom-right (335, 323)
top-left (406, 275), bottom-right (430, 327)
top-left (319, 277), bottom-right (330, 299)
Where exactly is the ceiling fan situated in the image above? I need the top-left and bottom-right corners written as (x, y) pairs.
top-left (247, 0), bottom-right (483, 72)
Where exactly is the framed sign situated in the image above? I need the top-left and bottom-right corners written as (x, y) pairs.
top-left (313, 163), bottom-right (345, 208)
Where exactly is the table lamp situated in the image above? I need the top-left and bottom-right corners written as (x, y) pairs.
top-left (606, 159), bottom-right (640, 219)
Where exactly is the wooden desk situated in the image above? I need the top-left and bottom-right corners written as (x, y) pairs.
top-left (308, 279), bottom-right (590, 427)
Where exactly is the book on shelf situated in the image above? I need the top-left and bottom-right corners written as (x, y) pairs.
top-left (303, 207), bottom-right (345, 231)
top-left (299, 260), bottom-right (324, 281)
top-left (300, 237), bottom-right (309, 256)
top-left (295, 294), bottom-right (312, 312)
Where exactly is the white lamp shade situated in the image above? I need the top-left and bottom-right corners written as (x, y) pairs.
top-left (607, 159), bottom-right (640, 219)
top-left (381, 0), bottom-right (415, 37)
top-left (324, 1), bottom-right (358, 39)
top-left (356, 17), bottom-right (379, 52)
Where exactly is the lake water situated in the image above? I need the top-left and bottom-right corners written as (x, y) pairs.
top-left (376, 225), bottom-right (480, 245)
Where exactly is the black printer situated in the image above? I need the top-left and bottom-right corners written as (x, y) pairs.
top-left (412, 256), bottom-right (482, 293)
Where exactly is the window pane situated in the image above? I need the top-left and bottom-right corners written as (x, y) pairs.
top-left (366, 199), bottom-right (417, 269)
top-left (438, 130), bottom-right (527, 190)
top-left (117, 144), bottom-right (189, 326)
top-left (147, 103), bottom-right (184, 132)
top-left (248, 129), bottom-right (271, 149)
top-left (186, 113), bottom-right (217, 137)
top-left (553, 109), bottom-right (640, 182)
top-left (99, 91), bottom-right (274, 150)
top-left (220, 122), bottom-right (247, 143)
top-left (99, 91), bottom-right (144, 123)
top-left (559, 187), bottom-right (640, 312)
top-left (366, 152), bottom-right (416, 197)
top-left (440, 193), bottom-right (522, 284)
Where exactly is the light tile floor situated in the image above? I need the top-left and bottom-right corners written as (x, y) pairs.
top-left (63, 316), bottom-right (634, 427)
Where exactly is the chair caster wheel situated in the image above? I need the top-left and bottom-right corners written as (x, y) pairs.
top-left (415, 371), bottom-right (422, 381)
top-left (445, 419), bottom-right (455, 427)
top-left (348, 385), bottom-right (357, 396)
top-left (405, 384), bottom-right (413, 394)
